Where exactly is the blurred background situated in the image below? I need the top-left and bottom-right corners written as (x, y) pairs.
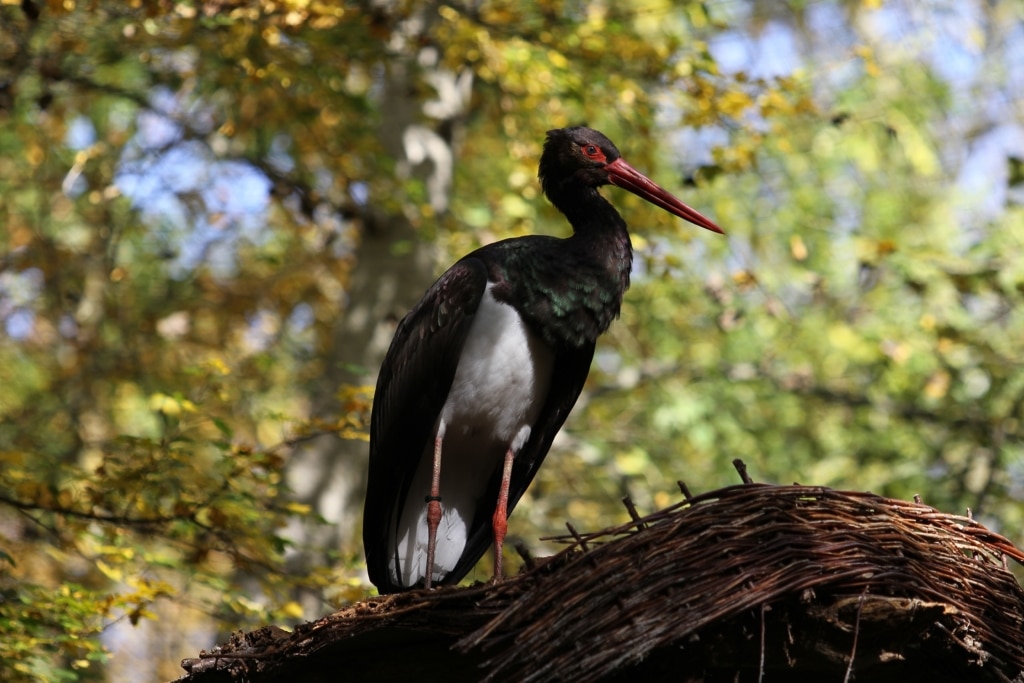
top-left (1, 0), bottom-right (1022, 680)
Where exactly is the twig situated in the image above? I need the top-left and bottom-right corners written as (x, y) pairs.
top-left (514, 541), bottom-right (535, 571)
top-left (677, 480), bottom-right (693, 500)
top-left (621, 496), bottom-right (646, 531)
top-left (843, 590), bottom-right (868, 683)
top-left (733, 459), bottom-right (754, 485)
top-left (565, 522), bottom-right (589, 553)
top-left (758, 603), bottom-right (769, 683)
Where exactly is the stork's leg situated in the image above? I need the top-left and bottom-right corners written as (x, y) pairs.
top-left (491, 446), bottom-right (516, 580)
top-left (423, 424), bottom-right (445, 589)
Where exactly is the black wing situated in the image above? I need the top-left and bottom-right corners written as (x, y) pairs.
top-left (363, 258), bottom-right (489, 593)
top-left (440, 341), bottom-right (596, 586)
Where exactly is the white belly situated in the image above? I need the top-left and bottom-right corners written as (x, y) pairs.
top-left (389, 285), bottom-right (555, 587)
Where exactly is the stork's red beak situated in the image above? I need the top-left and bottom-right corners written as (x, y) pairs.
top-left (605, 157), bottom-right (724, 234)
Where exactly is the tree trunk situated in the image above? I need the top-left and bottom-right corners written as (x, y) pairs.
top-left (280, 1), bottom-right (472, 615)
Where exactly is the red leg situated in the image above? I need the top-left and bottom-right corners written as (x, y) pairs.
top-left (424, 428), bottom-right (444, 589)
top-left (491, 446), bottom-right (515, 581)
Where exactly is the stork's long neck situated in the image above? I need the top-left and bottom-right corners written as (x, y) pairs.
top-left (489, 182), bottom-right (632, 350)
top-left (551, 182), bottom-right (634, 303)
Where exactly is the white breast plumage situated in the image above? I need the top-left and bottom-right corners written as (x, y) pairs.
top-left (388, 285), bottom-right (555, 587)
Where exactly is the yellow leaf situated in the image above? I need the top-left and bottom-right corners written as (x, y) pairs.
top-left (790, 235), bottom-right (808, 261)
top-left (718, 90), bottom-right (753, 118)
top-left (614, 447), bottom-right (650, 476)
top-left (25, 144), bottom-right (44, 167)
top-left (96, 560), bottom-right (123, 582)
top-left (282, 601), bottom-right (305, 619)
top-left (854, 44), bottom-right (880, 77)
top-left (732, 269), bottom-right (757, 289)
top-left (547, 50), bottom-right (568, 70)
top-left (206, 357), bottom-right (232, 376)
top-left (338, 428), bottom-right (369, 442)
top-left (924, 371), bottom-right (950, 400)
top-left (758, 89), bottom-right (793, 117)
top-left (149, 393), bottom-right (179, 416)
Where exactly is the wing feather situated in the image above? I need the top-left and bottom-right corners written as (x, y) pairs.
top-left (363, 258), bottom-right (489, 593)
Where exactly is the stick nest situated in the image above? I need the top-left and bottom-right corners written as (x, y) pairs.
top-left (179, 482), bottom-right (1024, 682)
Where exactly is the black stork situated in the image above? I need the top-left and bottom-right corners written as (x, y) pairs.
top-left (363, 126), bottom-right (723, 593)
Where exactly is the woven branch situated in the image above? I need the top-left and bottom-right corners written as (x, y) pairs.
top-left (456, 484), bottom-right (1024, 681)
top-left (178, 483), bottom-right (1024, 682)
